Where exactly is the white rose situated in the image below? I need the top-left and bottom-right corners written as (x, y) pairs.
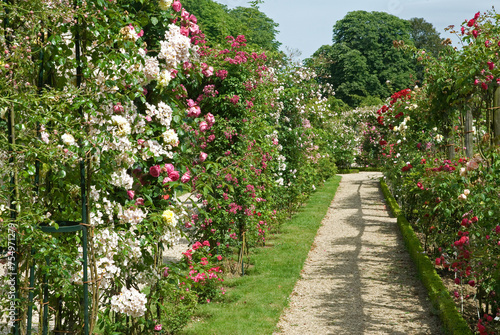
top-left (61, 133), bottom-right (76, 146)
top-left (158, 0), bottom-right (173, 10)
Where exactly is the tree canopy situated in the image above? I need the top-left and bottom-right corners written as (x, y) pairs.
top-left (181, 0), bottom-right (280, 51)
top-left (307, 11), bottom-right (433, 106)
top-left (408, 17), bottom-right (444, 57)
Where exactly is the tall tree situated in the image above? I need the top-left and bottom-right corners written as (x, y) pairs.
top-left (230, 6), bottom-right (281, 51)
top-left (408, 17), bottom-right (444, 57)
top-left (308, 11), bottom-right (417, 106)
top-left (181, 0), bottom-right (280, 51)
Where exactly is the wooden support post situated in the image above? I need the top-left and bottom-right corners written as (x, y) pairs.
top-left (494, 87), bottom-right (500, 144)
top-left (464, 107), bottom-right (474, 158)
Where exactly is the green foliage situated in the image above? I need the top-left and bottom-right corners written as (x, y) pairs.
top-left (308, 11), bottom-right (418, 106)
top-left (407, 17), bottom-right (444, 57)
top-left (380, 180), bottom-right (472, 335)
top-left (181, 176), bottom-right (341, 335)
top-left (181, 0), bottom-right (280, 51)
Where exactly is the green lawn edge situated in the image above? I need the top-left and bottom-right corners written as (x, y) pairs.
top-left (180, 175), bottom-right (342, 335)
top-left (380, 179), bottom-right (472, 335)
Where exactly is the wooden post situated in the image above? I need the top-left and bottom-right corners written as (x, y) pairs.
top-left (444, 124), bottom-right (455, 160)
top-left (494, 87), bottom-right (500, 144)
top-left (464, 106), bottom-right (474, 158)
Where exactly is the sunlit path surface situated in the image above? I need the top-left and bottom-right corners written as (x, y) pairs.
top-left (275, 172), bottom-right (443, 335)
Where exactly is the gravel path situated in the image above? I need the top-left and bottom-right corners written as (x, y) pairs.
top-left (275, 172), bottom-right (444, 335)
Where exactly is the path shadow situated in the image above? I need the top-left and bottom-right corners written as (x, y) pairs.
top-left (311, 176), bottom-right (443, 334)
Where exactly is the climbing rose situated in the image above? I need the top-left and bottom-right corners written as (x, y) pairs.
top-left (199, 121), bottom-right (209, 132)
top-left (199, 152), bottom-right (208, 162)
top-left (168, 170), bottom-right (180, 182)
top-left (205, 112), bottom-right (215, 126)
top-left (150, 165), bottom-right (161, 178)
top-left (172, 0), bottom-right (181, 12)
top-left (127, 190), bottom-right (135, 200)
top-left (181, 171), bottom-right (191, 183)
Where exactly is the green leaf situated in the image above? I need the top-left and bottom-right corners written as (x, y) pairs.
top-left (151, 17), bottom-right (159, 26)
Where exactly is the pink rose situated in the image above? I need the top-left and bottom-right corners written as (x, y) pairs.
top-left (216, 69), bottom-right (228, 80)
top-left (199, 121), bottom-right (209, 132)
top-left (229, 95), bottom-right (239, 105)
top-left (202, 66), bottom-right (214, 77)
top-left (155, 323), bottom-right (163, 331)
top-left (172, 0), bottom-right (181, 12)
top-left (207, 134), bottom-right (215, 142)
top-left (187, 105), bottom-right (201, 117)
top-left (181, 171), bottom-right (191, 183)
top-left (472, 30), bottom-right (478, 38)
top-left (204, 112), bottom-right (215, 126)
top-left (162, 177), bottom-right (172, 184)
top-left (168, 170), bottom-right (180, 182)
top-left (164, 163), bottom-right (175, 175)
top-left (190, 23), bottom-right (200, 35)
top-left (113, 103), bottom-right (124, 113)
top-left (135, 198), bottom-right (145, 206)
top-left (180, 26), bottom-right (189, 36)
top-left (487, 61), bottom-right (495, 70)
top-left (467, 19), bottom-right (475, 27)
top-left (127, 190), bottom-right (135, 200)
top-left (150, 165), bottom-right (161, 178)
top-left (181, 8), bottom-right (189, 20)
top-left (199, 152), bottom-right (208, 162)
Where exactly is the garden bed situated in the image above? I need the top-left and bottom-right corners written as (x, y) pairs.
top-left (179, 176), bottom-right (342, 335)
top-left (380, 179), bottom-right (473, 335)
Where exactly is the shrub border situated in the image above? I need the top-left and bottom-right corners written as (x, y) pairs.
top-left (380, 179), bottom-right (472, 335)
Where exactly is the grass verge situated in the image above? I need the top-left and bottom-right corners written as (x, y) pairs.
top-left (380, 179), bottom-right (472, 335)
top-left (180, 176), bottom-right (342, 335)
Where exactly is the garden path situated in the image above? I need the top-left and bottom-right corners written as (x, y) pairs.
top-left (274, 172), bottom-right (444, 335)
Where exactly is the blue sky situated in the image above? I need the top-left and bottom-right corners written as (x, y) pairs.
top-left (214, 0), bottom-right (497, 60)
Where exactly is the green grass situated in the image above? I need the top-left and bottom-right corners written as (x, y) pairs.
top-left (180, 176), bottom-right (342, 335)
top-left (380, 179), bottom-right (472, 335)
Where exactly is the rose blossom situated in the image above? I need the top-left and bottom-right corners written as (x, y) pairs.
top-left (187, 105), bottom-right (201, 117)
top-left (164, 163), bottom-right (175, 175)
top-left (181, 171), bottom-right (191, 183)
top-left (172, 0), bottom-right (181, 12)
top-left (127, 190), bottom-right (135, 200)
top-left (150, 165), bottom-right (161, 178)
top-left (168, 170), bottom-right (180, 182)
top-left (199, 152), bottom-right (208, 162)
top-left (199, 121), bottom-right (209, 132)
top-left (205, 112), bottom-right (215, 126)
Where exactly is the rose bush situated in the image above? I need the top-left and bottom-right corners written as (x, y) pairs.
top-left (0, 0), bottom-right (343, 333)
